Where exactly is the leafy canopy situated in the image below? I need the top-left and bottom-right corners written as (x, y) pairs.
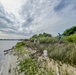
top-left (32, 32), bottom-right (52, 38)
top-left (63, 26), bottom-right (76, 36)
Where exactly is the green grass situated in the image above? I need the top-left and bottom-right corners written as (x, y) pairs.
top-left (39, 37), bottom-right (53, 44)
top-left (14, 42), bottom-right (54, 75)
top-left (14, 33), bottom-right (76, 75)
top-left (17, 56), bottom-right (54, 75)
top-left (48, 43), bottom-right (76, 65)
top-left (23, 40), bottom-right (76, 65)
top-left (62, 33), bottom-right (76, 43)
top-left (15, 42), bottom-right (25, 48)
top-left (30, 37), bottom-right (54, 44)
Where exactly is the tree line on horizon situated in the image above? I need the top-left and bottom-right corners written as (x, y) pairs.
top-left (31, 26), bottom-right (76, 38)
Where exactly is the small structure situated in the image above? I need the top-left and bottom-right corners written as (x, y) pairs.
top-left (43, 50), bottom-right (48, 57)
top-left (34, 38), bottom-right (37, 44)
top-left (34, 38), bottom-right (39, 44)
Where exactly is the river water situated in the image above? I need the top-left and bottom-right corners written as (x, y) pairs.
top-left (0, 41), bottom-right (18, 61)
top-left (0, 41), bottom-right (18, 74)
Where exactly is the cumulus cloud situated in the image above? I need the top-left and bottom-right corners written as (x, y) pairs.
top-left (0, 0), bottom-right (76, 38)
top-left (20, 0), bottom-right (60, 34)
top-left (20, 0), bottom-right (76, 36)
top-left (0, 1), bottom-right (25, 36)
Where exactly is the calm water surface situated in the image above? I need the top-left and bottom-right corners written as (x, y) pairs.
top-left (0, 41), bottom-right (18, 61)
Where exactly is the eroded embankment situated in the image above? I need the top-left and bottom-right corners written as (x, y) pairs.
top-left (2, 46), bottom-right (76, 75)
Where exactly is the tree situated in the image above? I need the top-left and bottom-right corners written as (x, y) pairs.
top-left (31, 33), bottom-right (52, 38)
top-left (63, 26), bottom-right (76, 36)
top-left (32, 34), bottom-right (38, 38)
top-left (39, 32), bottom-right (52, 37)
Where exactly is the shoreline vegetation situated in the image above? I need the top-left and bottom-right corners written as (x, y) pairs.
top-left (3, 26), bottom-right (76, 75)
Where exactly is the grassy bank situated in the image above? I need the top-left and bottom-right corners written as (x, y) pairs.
top-left (14, 42), bottom-right (54, 75)
top-left (13, 31), bottom-right (76, 75)
top-left (23, 41), bottom-right (76, 66)
top-left (22, 33), bottom-right (76, 66)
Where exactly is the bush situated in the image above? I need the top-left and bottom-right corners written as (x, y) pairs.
top-left (15, 42), bottom-right (25, 48)
top-left (63, 26), bottom-right (76, 36)
top-left (70, 33), bottom-right (76, 43)
top-left (63, 33), bottom-right (76, 43)
top-left (18, 57), bottom-right (54, 75)
top-left (39, 32), bottom-right (52, 37)
top-left (24, 39), bottom-right (29, 41)
top-left (48, 43), bottom-right (76, 65)
top-left (39, 37), bottom-right (53, 44)
top-left (30, 38), bottom-right (35, 42)
top-left (32, 34), bottom-right (38, 38)
top-left (31, 33), bottom-right (52, 38)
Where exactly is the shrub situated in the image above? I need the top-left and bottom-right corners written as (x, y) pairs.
top-left (18, 57), bottom-right (54, 75)
top-left (15, 42), bottom-right (25, 48)
top-left (63, 26), bottom-right (76, 36)
top-left (24, 39), bottom-right (29, 41)
top-left (31, 33), bottom-right (52, 38)
top-left (32, 34), bottom-right (38, 38)
top-left (39, 32), bottom-right (52, 37)
top-left (39, 37), bottom-right (53, 44)
top-left (63, 33), bottom-right (76, 43)
top-left (70, 33), bottom-right (76, 43)
top-left (48, 43), bottom-right (76, 65)
top-left (30, 38), bottom-right (35, 42)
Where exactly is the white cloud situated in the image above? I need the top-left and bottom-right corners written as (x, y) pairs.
top-left (0, 0), bottom-right (76, 38)
top-left (0, 0), bottom-right (24, 23)
top-left (0, 31), bottom-right (27, 39)
top-left (0, 0), bottom-right (22, 12)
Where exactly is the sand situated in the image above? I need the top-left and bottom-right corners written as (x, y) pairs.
top-left (0, 52), bottom-right (18, 75)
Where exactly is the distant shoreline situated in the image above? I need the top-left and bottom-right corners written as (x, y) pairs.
top-left (0, 39), bottom-right (23, 41)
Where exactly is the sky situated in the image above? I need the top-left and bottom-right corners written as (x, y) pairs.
top-left (0, 0), bottom-right (76, 39)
